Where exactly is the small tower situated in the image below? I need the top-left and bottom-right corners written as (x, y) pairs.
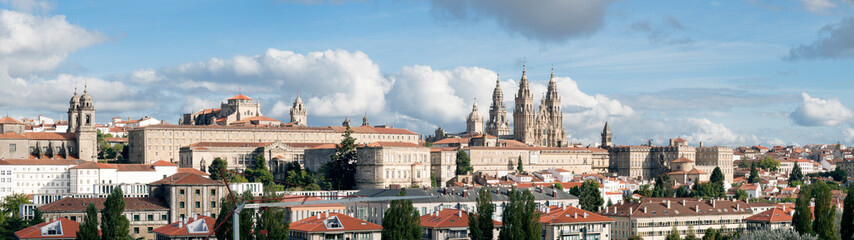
top-left (466, 99), bottom-right (484, 134)
top-left (361, 113), bottom-right (370, 127)
top-left (513, 65), bottom-right (536, 145)
top-left (290, 93), bottom-right (307, 126)
top-left (342, 117), bottom-right (350, 128)
top-left (67, 87), bottom-right (79, 134)
top-left (601, 121), bottom-right (612, 148)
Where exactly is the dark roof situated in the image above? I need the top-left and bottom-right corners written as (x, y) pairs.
top-left (601, 198), bottom-right (753, 218)
top-left (39, 197), bottom-right (168, 212)
top-left (150, 173), bottom-right (223, 186)
top-left (352, 187), bottom-right (577, 204)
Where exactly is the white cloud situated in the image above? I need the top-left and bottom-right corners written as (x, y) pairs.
top-left (799, 0), bottom-right (837, 14)
top-left (388, 65), bottom-right (497, 125)
top-left (790, 92), bottom-right (853, 126)
top-left (131, 69), bottom-right (163, 83)
top-left (181, 97), bottom-right (218, 114)
top-left (0, 10), bottom-right (105, 76)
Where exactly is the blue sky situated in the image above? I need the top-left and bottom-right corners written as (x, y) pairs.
top-left (1, 0), bottom-right (853, 147)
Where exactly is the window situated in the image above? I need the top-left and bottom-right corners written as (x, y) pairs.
top-left (211, 189), bottom-right (216, 196)
top-left (9, 144), bottom-right (15, 153)
top-left (162, 215), bottom-right (167, 221)
top-left (133, 227), bottom-right (139, 234)
top-left (147, 215), bottom-right (154, 221)
top-left (195, 189), bottom-right (200, 195)
top-left (180, 202), bottom-right (185, 208)
top-left (211, 201), bottom-right (217, 208)
top-left (133, 215), bottom-right (140, 221)
top-left (147, 227), bottom-right (153, 233)
top-left (212, 213), bottom-right (216, 218)
top-left (179, 189), bottom-right (185, 195)
top-left (195, 202), bottom-right (201, 208)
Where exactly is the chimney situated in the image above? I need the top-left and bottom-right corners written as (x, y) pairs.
top-left (782, 206), bottom-right (786, 211)
top-left (682, 199), bottom-right (686, 206)
top-left (583, 212), bottom-right (588, 218)
top-left (667, 200), bottom-right (671, 209)
top-left (574, 212), bottom-right (578, 218)
top-left (736, 203), bottom-right (740, 210)
top-left (700, 142), bottom-right (704, 147)
top-left (562, 205), bottom-right (566, 211)
top-left (317, 214), bottom-right (321, 220)
top-left (712, 199), bottom-right (716, 208)
top-left (325, 211), bottom-right (329, 218)
top-left (458, 210), bottom-right (462, 217)
top-left (605, 207), bottom-right (609, 213)
top-left (629, 207), bottom-right (633, 214)
top-left (643, 207), bottom-right (647, 213)
top-left (178, 220), bottom-right (183, 229)
top-left (696, 205), bottom-right (700, 213)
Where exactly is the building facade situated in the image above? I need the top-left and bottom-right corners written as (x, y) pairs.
top-left (180, 94), bottom-right (263, 126)
top-left (39, 197), bottom-right (170, 240)
top-left (539, 205), bottom-right (614, 240)
top-left (610, 139), bottom-right (733, 182)
top-left (485, 76), bottom-right (511, 138)
top-left (602, 198), bottom-right (753, 240)
top-left (148, 173), bottom-right (227, 222)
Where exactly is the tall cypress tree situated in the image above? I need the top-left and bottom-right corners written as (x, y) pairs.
top-left (792, 184), bottom-right (813, 235)
top-left (710, 167), bottom-right (724, 184)
top-left (239, 190), bottom-right (254, 240)
top-left (841, 183), bottom-right (854, 240)
top-left (456, 149), bottom-right (472, 175)
top-left (327, 126), bottom-right (358, 190)
top-left (100, 187), bottom-right (131, 240)
top-left (812, 180), bottom-right (837, 240)
top-left (76, 203), bottom-right (99, 240)
top-left (517, 156), bottom-right (523, 173)
top-left (789, 164), bottom-right (804, 186)
top-left (381, 188), bottom-right (421, 240)
top-left (29, 208), bottom-right (44, 226)
top-left (499, 189), bottom-right (540, 240)
top-left (748, 163), bottom-right (760, 183)
top-left (469, 187), bottom-right (495, 240)
top-left (579, 180), bottom-right (604, 212)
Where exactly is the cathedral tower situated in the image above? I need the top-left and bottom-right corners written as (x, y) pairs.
top-left (486, 75), bottom-right (510, 137)
top-left (538, 69), bottom-right (566, 147)
top-left (513, 66), bottom-right (536, 145)
top-left (290, 93), bottom-right (307, 126)
top-left (466, 99), bottom-right (484, 134)
top-left (67, 88), bottom-right (79, 134)
top-left (601, 122), bottom-right (612, 148)
top-left (75, 85), bottom-right (97, 160)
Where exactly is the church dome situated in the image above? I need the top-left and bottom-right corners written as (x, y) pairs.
top-left (69, 89), bottom-right (80, 105)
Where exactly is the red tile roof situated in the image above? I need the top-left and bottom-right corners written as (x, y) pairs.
top-left (23, 132), bottom-right (76, 140)
top-left (420, 209), bottom-right (501, 228)
top-left (152, 160), bottom-right (178, 166)
top-left (187, 142), bottom-right (272, 148)
top-left (539, 205), bottom-right (614, 224)
top-left (290, 212), bottom-right (382, 232)
top-left (0, 116), bottom-right (24, 124)
top-left (229, 94), bottom-right (252, 100)
top-left (330, 125), bottom-right (417, 135)
top-left (178, 168), bottom-right (210, 176)
top-left (150, 173), bottom-right (222, 185)
top-left (69, 161), bottom-right (118, 169)
top-left (671, 157), bottom-right (694, 163)
top-left (153, 216), bottom-right (216, 237)
top-left (15, 218), bottom-right (80, 239)
top-left (39, 197), bottom-right (168, 212)
top-left (0, 159), bottom-right (84, 165)
top-left (0, 132), bottom-right (27, 139)
top-left (744, 206), bottom-right (797, 223)
top-left (104, 137), bottom-right (128, 143)
top-left (363, 142), bottom-right (423, 148)
top-left (433, 137), bottom-right (469, 145)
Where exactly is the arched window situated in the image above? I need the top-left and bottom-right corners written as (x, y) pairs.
top-left (86, 115), bottom-right (91, 125)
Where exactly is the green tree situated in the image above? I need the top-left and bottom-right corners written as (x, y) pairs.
top-left (628, 235), bottom-right (645, 240)
top-left (239, 190), bottom-right (254, 240)
top-left (469, 187), bottom-right (495, 240)
top-left (757, 156), bottom-right (781, 171)
top-left (579, 180), bottom-right (604, 212)
top-left (100, 187), bottom-right (132, 240)
top-left (711, 167), bottom-right (725, 183)
top-left (2, 193), bottom-right (30, 217)
top-left (666, 226), bottom-right (682, 240)
top-left (789, 164), bottom-right (804, 185)
top-left (734, 228), bottom-right (818, 240)
top-left (748, 163), bottom-right (761, 184)
top-left (214, 195), bottom-right (237, 240)
top-left (76, 203), bottom-right (100, 240)
top-left (553, 182), bottom-right (564, 191)
top-left (246, 153), bottom-right (274, 186)
top-left (29, 208), bottom-right (44, 226)
top-left (382, 188), bottom-right (421, 240)
top-left (702, 228), bottom-right (719, 240)
top-left (456, 149), bottom-right (472, 175)
top-left (634, 184), bottom-right (653, 197)
top-left (208, 157), bottom-right (228, 180)
top-left (326, 126), bottom-right (358, 190)
top-left (793, 185), bottom-right (813, 235)
top-left (685, 224), bottom-right (698, 240)
top-left (653, 175), bottom-right (675, 197)
top-left (812, 180), bottom-right (837, 240)
top-left (517, 156), bottom-right (523, 173)
top-left (255, 190), bottom-right (288, 240)
top-left (842, 183), bottom-right (854, 240)
top-left (735, 190), bottom-right (748, 201)
top-left (431, 172), bottom-right (438, 188)
top-left (499, 189), bottom-right (540, 240)
top-left (0, 215), bottom-right (28, 239)
top-left (569, 186), bottom-right (581, 197)
top-left (676, 186), bottom-right (691, 197)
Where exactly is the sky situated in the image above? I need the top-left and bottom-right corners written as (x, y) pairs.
top-left (1, 0), bottom-right (854, 147)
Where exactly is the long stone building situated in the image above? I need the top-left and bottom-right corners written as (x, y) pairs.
top-left (609, 138), bottom-right (733, 182)
top-left (603, 198), bottom-right (753, 240)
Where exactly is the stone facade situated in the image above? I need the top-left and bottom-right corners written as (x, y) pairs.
top-left (610, 139), bottom-right (733, 182)
top-left (148, 173), bottom-right (227, 222)
top-left (39, 197), bottom-right (170, 240)
top-left (181, 94), bottom-right (262, 126)
top-left (177, 141), bottom-right (322, 180)
top-left (290, 94), bottom-right (307, 126)
top-left (486, 76), bottom-right (511, 138)
top-left (462, 146), bottom-right (599, 177)
top-left (513, 68), bottom-right (566, 148)
top-left (466, 100), bottom-right (484, 134)
top-left (429, 148), bottom-right (457, 187)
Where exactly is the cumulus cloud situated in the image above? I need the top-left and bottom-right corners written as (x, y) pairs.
top-left (429, 0), bottom-right (617, 42)
top-left (799, 0), bottom-right (838, 14)
top-left (0, 0), bottom-right (53, 13)
top-left (388, 65), bottom-right (498, 125)
top-left (785, 18), bottom-right (854, 61)
top-left (790, 92), bottom-right (853, 126)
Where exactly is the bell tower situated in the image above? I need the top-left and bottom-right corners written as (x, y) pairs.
top-left (290, 93), bottom-right (307, 126)
top-left (76, 85), bottom-right (97, 161)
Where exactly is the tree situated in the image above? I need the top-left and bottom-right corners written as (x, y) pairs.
top-left (1, 193), bottom-right (30, 217)
top-left (735, 228), bottom-right (818, 240)
top-left (431, 172), bottom-right (438, 188)
top-left (634, 184), bottom-right (653, 197)
top-left (628, 235), bottom-right (645, 240)
top-left (676, 186), bottom-right (691, 197)
top-left (208, 157), bottom-right (228, 180)
top-left (757, 156), bottom-right (781, 171)
top-left (735, 190), bottom-right (748, 201)
top-left (499, 189), bottom-right (540, 240)
top-left (607, 199), bottom-right (614, 207)
top-left (842, 184), bottom-right (854, 240)
top-left (326, 126), bottom-right (358, 190)
top-left (255, 189), bottom-right (288, 240)
top-left (789, 164), bottom-right (804, 185)
top-left (246, 153), bottom-right (274, 186)
top-left (711, 167), bottom-right (725, 184)
top-left (685, 224), bottom-right (698, 240)
top-left (214, 195), bottom-right (237, 240)
top-left (569, 186), bottom-right (581, 197)
top-left (382, 188), bottom-right (421, 240)
top-left (239, 190), bottom-right (254, 240)
top-left (517, 156), bottom-right (523, 173)
top-left (665, 226), bottom-right (681, 240)
top-left (553, 182), bottom-right (564, 191)
top-left (0, 215), bottom-right (28, 239)
top-left (76, 203), bottom-right (100, 240)
top-left (100, 187), bottom-right (132, 240)
top-left (812, 180), bottom-right (837, 240)
top-left (579, 180), bottom-right (604, 212)
top-left (653, 175), bottom-right (675, 198)
top-left (702, 228), bottom-right (719, 240)
top-left (29, 208), bottom-right (44, 226)
top-left (456, 149), bottom-right (472, 175)
top-left (748, 163), bottom-right (761, 184)
top-left (793, 184), bottom-right (813, 235)
top-left (469, 187), bottom-right (495, 240)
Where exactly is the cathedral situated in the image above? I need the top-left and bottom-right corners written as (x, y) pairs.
top-left (464, 67), bottom-right (567, 147)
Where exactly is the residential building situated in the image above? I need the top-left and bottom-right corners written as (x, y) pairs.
top-left (539, 205), bottom-right (614, 240)
top-left (610, 139), bottom-right (733, 182)
top-left (602, 198), bottom-right (754, 240)
top-left (152, 215), bottom-right (215, 240)
top-left (148, 173), bottom-right (226, 222)
top-left (289, 212), bottom-right (382, 240)
top-left (744, 206), bottom-right (795, 231)
top-left (430, 147), bottom-right (457, 187)
top-left (14, 218), bottom-right (79, 240)
top-left (39, 197), bottom-right (170, 240)
top-left (420, 209), bottom-right (501, 240)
